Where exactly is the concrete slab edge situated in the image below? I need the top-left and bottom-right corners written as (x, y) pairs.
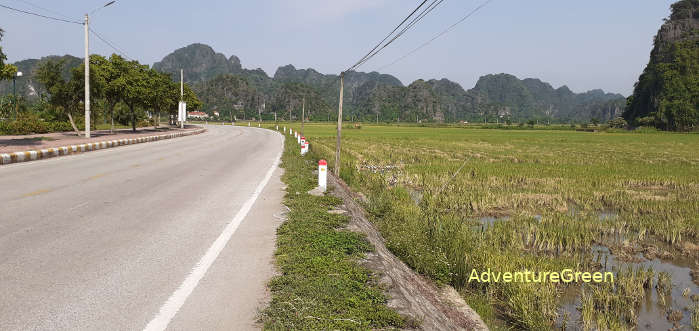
top-left (0, 128), bottom-right (206, 166)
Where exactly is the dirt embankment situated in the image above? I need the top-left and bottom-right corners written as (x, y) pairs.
top-left (328, 173), bottom-right (488, 331)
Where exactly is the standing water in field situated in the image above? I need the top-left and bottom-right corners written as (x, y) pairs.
top-left (557, 245), bottom-right (698, 330)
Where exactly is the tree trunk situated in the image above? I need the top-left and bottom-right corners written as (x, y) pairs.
top-left (109, 102), bottom-right (114, 134)
top-left (67, 113), bottom-right (80, 136)
top-left (130, 105), bottom-right (136, 132)
top-left (154, 111), bottom-right (159, 130)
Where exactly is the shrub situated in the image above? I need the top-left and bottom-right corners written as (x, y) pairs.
top-left (637, 116), bottom-right (655, 127)
top-left (608, 117), bottom-right (628, 129)
top-left (0, 114), bottom-right (78, 135)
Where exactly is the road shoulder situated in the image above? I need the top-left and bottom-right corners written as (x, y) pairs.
top-left (165, 167), bottom-right (285, 330)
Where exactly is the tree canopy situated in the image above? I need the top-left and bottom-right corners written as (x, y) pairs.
top-left (0, 28), bottom-right (18, 81)
top-left (34, 53), bottom-right (201, 132)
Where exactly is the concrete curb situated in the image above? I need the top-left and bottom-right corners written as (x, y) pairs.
top-left (0, 128), bottom-right (206, 166)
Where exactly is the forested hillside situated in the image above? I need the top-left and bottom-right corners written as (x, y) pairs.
top-left (149, 43), bottom-right (626, 123)
top-left (4, 42), bottom-right (626, 123)
top-left (624, 0), bottom-right (698, 131)
top-left (0, 55), bottom-right (82, 99)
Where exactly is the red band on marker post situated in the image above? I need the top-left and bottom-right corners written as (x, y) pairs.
top-left (319, 160), bottom-right (327, 166)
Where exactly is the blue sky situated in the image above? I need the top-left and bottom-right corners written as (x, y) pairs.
top-left (1, 0), bottom-right (676, 96)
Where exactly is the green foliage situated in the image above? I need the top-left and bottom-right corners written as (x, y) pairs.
top-left (261, 136), bottom-right (405, 330)
top-left (294, 123), bottom-right (699, 330)
top-left (624, 1), bottom-right (699, 131)
top-left (608, 117), bottom-right (628, 128)
top-left (152, 44), bottom-right (624, 124)
top-left (26, 53), bottom-right (202, 133)
top-left (191, 74), bottom-right (260, 119)
top-left (0, 28), bottom-right (17, 81)
top-left (670, 0), bottom-right (699, 20)
top-left (35, 59), bottom-right (77, 117)
top-left (0, 113), bottom-right (77, 134)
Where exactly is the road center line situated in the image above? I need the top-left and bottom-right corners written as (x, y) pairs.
top-left (143, 131), bottom-right (283, 331)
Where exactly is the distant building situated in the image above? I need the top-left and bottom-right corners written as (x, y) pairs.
top-left (187, 111), bottom-right (209, 119)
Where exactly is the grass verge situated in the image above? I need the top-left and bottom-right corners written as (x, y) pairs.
top-left (260, 135), bottom-right (405, 330)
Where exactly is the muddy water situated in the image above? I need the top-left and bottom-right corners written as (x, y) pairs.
top-left (469, 215), bottom-right (697, 329)
top-left (558, 245), bottom-right (698, 330)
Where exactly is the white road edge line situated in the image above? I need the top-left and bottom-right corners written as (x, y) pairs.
top-left (143, 131), bottom-right (283, 331)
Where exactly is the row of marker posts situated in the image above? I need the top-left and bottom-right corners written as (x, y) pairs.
top-left (281, 125), bottom-right (326, 192)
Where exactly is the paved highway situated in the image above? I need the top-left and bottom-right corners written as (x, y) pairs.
top-left (0, 125), bottom-right (285, 330)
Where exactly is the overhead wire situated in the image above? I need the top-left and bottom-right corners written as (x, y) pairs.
top-left (347, 0), bottom-right (430, 72)
top-left (11, 0), bottom-right (76, 21)
top-left (376, 0), bottom-right (494, 71)
top-left (354, 0), bottom-right (445, 69)
top-left (349, 0), bottom-right (446, 71)
top-left (89, 26), bottom-right (133, 61)
top-left (0, 3), bottom-right (82, 24)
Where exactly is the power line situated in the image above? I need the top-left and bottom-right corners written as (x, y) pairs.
top-left (89, 26), bottom-right (132, 61)
top-left (376, 0), bottom-right (494, 71)
top-left (0, 3), bottom-right (82, 24)
top-left (352, 0), bottom-right (445, 70)
top-left (11, 0), bottom-right (77, 22)
top-left (348, 0), bottom-right (445, 71)
top-left (348, 0), bottom-right (429, 72)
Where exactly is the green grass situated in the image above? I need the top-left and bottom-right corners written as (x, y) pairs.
top-left (260, 135), bottom-right (405, 330)
top-left (269, 122), bottom-right (699, 330)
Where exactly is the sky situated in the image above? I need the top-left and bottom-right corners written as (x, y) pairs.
top-left (1, 0), bottom-right (677, 96)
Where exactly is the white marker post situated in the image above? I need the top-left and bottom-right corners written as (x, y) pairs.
top-left (297, 133), bottom-right (301, 145)
top-left (283, 126), bottom-right (286, 133)
top-left (300, 136), bottom-right (305, 147)
top-left (300, 141), bottom-right (308, 155)
top-left (318, 159), bottom-right (327, 192)
top-left (248, 122), bottom-right (250, 127)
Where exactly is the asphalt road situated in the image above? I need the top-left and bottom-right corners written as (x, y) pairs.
top-left (0, 125), bottom-right (285, 330)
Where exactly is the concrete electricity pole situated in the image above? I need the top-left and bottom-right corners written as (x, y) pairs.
top-left (82, 1), bottom-right (116, 138)
top-left (180, 69), bottom-right (184, 129)
top-left (84, 14), bottom-right (91, 138)
top-left (257, 96), bottom-right (262, 124)
top-left (334, 72), bottom-right (344, 176)
top-left (301, 96), bottom-right (305, 137)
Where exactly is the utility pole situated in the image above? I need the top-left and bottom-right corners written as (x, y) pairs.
top-left (334, 73), bottom-right (344, 176)
top-left (376, 113), bottom-right (379, 124)
top-left (84, 14), bottom-right (91, 138)
top-left (301, 96), bottom-right (305, 137)
top-left (12, 71), bottom-right (22, 119)
top-left (180, 69), bottom-right (184, 129)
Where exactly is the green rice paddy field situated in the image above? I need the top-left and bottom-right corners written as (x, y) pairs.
top-left (281, 123), bottom-right (699, 330)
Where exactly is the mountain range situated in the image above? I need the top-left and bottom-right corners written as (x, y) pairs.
top-left (2, 43), bottom-right (626, 123)
top-left (155, 44), bottom-right (625, 123)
